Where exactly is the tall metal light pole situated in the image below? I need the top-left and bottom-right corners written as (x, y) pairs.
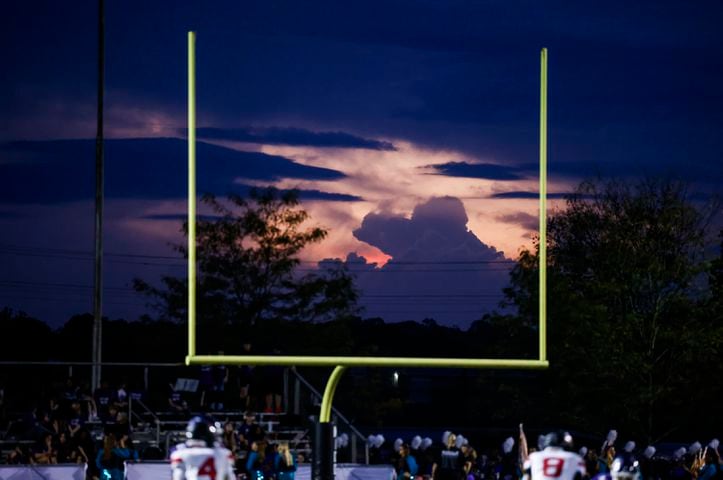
top-left (92, 0), bottom-right (105, 392)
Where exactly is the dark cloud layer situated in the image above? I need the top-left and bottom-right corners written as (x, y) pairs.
top-left (194, 127), bottom-right (396, 151)
top-left (348, 197), bottom-right (511, 326)
top-left (425, 161), bottom-right (524, 180)
top-left (0, 138), bottom-right (345, 204)
top-left (495, 212), bottom-right (539, 231)
top-left (489, 191), bottom-right (571, 200)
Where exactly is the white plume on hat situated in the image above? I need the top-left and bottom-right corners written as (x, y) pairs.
top-left (579, 447), bottom-right (588, 457)
top-left (373, 434), bottom-right (385, 448)
top-left (367, 435), bottom-right (376, 446)
top-left (624, 441), bottom-right (636, 453)
top-left (643, 446), bottom-right (656, 459)
top-left (709, 439), bottom-right (720, 450)
top-left (335, 434), bottom-right (350, 449)
top-left (442, 431), bottom-right (452, 445)
top-left (456, 435), bottom-right (469, 449)
top-left (503, 437), bottom-right (515, 454)
top-left (674, 447), bottom-right (687, 460)
top-left (411, 436), bottom-right (422, 450)
top-left (688, 442), bottom-right (702, 455)
top-left (394, 438), bottom-right (403, 450)
top-left (421, 437), bottom-right (433, 450)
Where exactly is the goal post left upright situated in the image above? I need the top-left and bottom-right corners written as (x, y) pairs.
top-left (187, 30), bottom-right (197, 361)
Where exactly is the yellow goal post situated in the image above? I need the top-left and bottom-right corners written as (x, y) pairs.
top-left (185, 32), bottom-right (549, 420)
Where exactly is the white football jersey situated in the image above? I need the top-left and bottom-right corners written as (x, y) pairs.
top-left (171, 444), bottom-right (235, 480)
top-left (524, 448), bottom-right (586, 480)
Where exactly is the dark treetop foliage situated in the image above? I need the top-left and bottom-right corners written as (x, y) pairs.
top-left (496, 178), bottom-right (722, 441)
top-left (133, 188), bottom-right (359, 350)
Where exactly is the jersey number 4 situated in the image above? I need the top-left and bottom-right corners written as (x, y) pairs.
top-left (542, 458), bottom-right (565, 478)
top-left (199, 457), bottom-right (217, 480)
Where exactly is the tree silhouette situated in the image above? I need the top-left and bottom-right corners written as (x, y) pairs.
top-left (502, 178), bottom-right (722, 441)
top-left (133, 188), bottom-right (359, 350)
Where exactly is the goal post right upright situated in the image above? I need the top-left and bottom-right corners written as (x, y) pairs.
top-left (539, 47), bottom-right (548, 363)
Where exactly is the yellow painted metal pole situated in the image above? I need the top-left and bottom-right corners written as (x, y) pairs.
top-left (187, 31), bottom-right (197, 362)
top-left (188, 355), bottom-right (548, 369)
top-left (320, 366), bottom-right (347, 422)
top-left (539, 48), bottom-right (547, 362)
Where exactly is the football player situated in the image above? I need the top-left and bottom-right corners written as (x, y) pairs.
top-left (171, 416), bottom-right (236, 480)
top-left (523, 431), bottom-right (586, 480)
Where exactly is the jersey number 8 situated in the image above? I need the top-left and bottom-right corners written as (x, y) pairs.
top-left (542, 458), bottom-right (565, 478)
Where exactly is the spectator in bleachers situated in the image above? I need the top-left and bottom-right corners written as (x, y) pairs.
top-left (74, 427), bottom-right (95, 474)
top-left (49, 416), bottom-right (67, 440)
top-left (96, 432), bottom-right (138, 480)
top-left (68, 400), bottom-right (85, 438)
top-left (96, 433), bottom-right (123, 480)
top-left (584, 448), bottom-right (600, 478)
top-left (211, 354), bottom-right (229, 412)
top-left (114, 380), bottom-right (129, 410)
top-left (60, 377), bottom-right (78, 413)
top-left (696, 448), bottom-right (721, 480)
top-left (31, 410), bottom-right (54, 441)
top-left (129, 382), bottom-right (146, 409)
top-left (275, 441), bottom-right (297, 480)
top-left (0, 381), bottom-right (6, 431)
top-left (433, 433), bottom-right (464, 480)
top-left (115, 412), bottom-right (131, 438)
top-left (76, 381), bottom-right (97, 421)
top-left (247, 440), bottom-right (271, 480)
top-left (259, 349), bottom-right (284, 414)
top-left (56, 431), bottom-right (79, 464)
top-left (239, 412), bottom-right (266, 444)
top-left (94, 380), bottom-right (114, 420)
top-left (103, 405), bottom-right (120, 434)
top-left (232, 342), bottom-right (254, 411)
top-left (198, 365), bottom-right (214, 411)
top-left (222, 420), bottom-right (240, 456)
top-left (47, 396), bottom-right (61, 419)
top-left (395, 443), bottom-right (418, 480)
top-left (32, 432), bottom-right (57, 464)
top-left (6, 443), bottom-right (32, 464)
top-left (236, 342), bottom-right (255, 412)
top-left (168, 383), bottom-right (190, 416)
top-left (598, 445), bottom-right (616, 474)
top-left (461, 444), bottom-right (478, 480)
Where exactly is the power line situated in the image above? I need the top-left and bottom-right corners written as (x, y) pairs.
top-left (0, 243), bottom-right (517, 266)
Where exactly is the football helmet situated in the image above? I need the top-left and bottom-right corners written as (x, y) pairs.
top-left (542, 430), bottom-right (574, 450)
top-left (185, 415), bottom-right (221, 447)
top-left (611, 453), bottom-right (640, 480)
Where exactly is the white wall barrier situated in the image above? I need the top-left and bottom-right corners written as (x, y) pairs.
top-left (126, 461), bottom-right (170, 480)
top-left (125, 462), bottom-right (394, 480)
top-left (0, 464), bottom-right (86, 480)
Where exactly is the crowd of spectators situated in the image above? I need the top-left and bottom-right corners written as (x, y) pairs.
top-left (212, 412), bottom-right (302, 480)
top-left (0, 376), bottom-right (140, 478)
top-left (0, 374), bottom-right (297, 480)
top-left (378, 428), bottom-right (722, 480)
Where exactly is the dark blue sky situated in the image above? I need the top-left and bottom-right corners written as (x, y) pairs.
top-left (1, 0), bottom-right (722, 327)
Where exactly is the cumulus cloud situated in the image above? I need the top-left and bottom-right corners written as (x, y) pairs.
top-left (354, 196), bottom-right (501, 262)
top-left (339, 197), bottom-right (512, 326)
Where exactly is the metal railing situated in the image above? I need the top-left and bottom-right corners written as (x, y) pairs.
top-left (287, 368), bottom-right (369, 464)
